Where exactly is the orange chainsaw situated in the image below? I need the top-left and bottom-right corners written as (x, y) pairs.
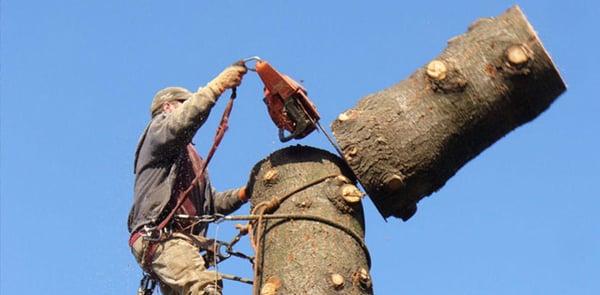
top-left (244, 56), bottom-right (324, 143)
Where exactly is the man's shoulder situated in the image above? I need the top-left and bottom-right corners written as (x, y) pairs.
top-left (134, 117), bottom-right (163, 171)
top-left (143, 114), bottom-right (171, 138)
top-left (147, 114), bottom-right (166, 129)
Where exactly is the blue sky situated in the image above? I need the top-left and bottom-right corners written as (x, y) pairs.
top-left (1, 1), bottom-right (598, 294)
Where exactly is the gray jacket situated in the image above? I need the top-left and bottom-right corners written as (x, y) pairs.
top-left (128, 87), bottom-right (244, 234)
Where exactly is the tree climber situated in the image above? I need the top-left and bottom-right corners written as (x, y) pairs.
top-left (128, 63), bottom-right (248, 295)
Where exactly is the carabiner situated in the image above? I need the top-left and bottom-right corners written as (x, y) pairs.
top-left (217, 242), bottom-right (232, 260)
top-left (141, 225), bottom-right (162, 242)
top-left (242, 56), bottom-right (262, 72)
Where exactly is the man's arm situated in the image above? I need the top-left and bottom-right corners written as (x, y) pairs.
top-left (148, 65), bottom-right (247, 152)
top-left (148, 87), bottom-right (220, 151)
top-left (210, 185), bottom-right (247, 216)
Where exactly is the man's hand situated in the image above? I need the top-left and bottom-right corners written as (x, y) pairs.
top-left (238, 186), bottom-right (249, 203)
top-left (207, 63), bottom-right (248, 95)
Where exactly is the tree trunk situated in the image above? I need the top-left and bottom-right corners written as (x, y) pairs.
top-left (330, 6), bottom-right (566, 219)
top-left (247, 145), bottom-right (373, 295)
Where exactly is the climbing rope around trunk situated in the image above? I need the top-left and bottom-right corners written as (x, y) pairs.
top-left (178, 173), bottom-right (371, 294)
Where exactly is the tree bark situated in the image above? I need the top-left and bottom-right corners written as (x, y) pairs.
top-left (247, 145), bottom-right (373, 295)
top-left (330, 6), bottom-right (566, 219)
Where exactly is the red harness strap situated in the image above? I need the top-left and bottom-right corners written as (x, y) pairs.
top-left (129, 231), bottom-right (143, 247)
top-left (129, 231), bottom-right (159, 276)
top-left (176, 144), bottom-right (205, 218)
top-left (129, 89), bottom-right (237, 274)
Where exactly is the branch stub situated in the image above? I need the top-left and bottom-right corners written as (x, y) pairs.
top-left (426, 60), bottom-right (448, 80)
top-left (330, 273), bottom-right (345, 290)
top-left (506, 44), bottom-right (530, 65)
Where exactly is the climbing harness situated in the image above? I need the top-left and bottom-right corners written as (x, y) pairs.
top-left (132, 175), bottom-right (372, 294)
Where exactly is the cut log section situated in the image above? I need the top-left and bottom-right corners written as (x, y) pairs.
top-left (331, 6), bottom-right (566, 219)
top-left (247, 145), bottom-right (373, 295)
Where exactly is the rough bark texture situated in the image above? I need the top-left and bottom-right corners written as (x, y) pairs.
top-left (331, 6), bottom-right (566, 219)
top-left (247, 145), bottom-right (373, 295)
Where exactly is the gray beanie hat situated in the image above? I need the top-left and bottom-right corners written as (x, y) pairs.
top-left (150, 86), bottom-right (193, 117)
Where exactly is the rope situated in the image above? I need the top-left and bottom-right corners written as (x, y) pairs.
top-left (172, 173), bottom-right (371, 294)
top-left (176, 211), bottom-right (372, 289)
top-left (220, 273), bottom-right (253, 285)
top-left (224, 213), bottom-right (371, 267)
top-left (207, 89), bottom-right (236, 294)
top-left (212, 221), bottom-right (221, 292)
top-left (248, 173), bottom-right (344, 295)
top-left (202, 87), bottom-right (236, 176)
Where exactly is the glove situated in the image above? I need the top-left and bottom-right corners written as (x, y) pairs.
top-left (238, 186), bottom-right (249, 203)
top-left (239, 166), bottom-right (259, 203)
top-left (207, 62), bottom-right (247, 95)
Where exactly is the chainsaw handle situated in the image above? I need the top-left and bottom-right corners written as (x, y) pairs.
top-left (278, 128), bottom-right (302, 143)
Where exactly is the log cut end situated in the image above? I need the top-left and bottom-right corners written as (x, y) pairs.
top-left (331, 5), bottom-right (566, 219)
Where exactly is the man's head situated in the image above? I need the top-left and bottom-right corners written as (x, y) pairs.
top-left (150, 87), bottom-right (192, 117)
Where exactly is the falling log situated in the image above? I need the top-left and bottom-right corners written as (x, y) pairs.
top-left (247, 145), bottom-right (373, 295)
top-left (331, 6), bottom-right (566, 219)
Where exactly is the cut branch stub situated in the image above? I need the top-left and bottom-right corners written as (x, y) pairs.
top-left (248, 145), bottom-right (372, 295)
top-left (340, 184), bottom-right (364, 204)
top-left (260, 277), bottom-right (282, 295)
top-left (331, 6), bottom-right (566, 219)
top-left (330, 273), bottom-right (345, 290)
top-left (426, 60), bottom-right (448, 80)
top-left (506, 44), bottom-right (531, 66)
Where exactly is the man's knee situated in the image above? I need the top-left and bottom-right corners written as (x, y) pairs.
top-left (200, 284), bottom-right (222, 295)
top-left (187, 281), bottom-right (222, 295)
top-left (137, 236), bottom-right (223, 295)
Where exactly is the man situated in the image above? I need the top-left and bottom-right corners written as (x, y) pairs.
top-left (128, 63), bottom-right (248, 295)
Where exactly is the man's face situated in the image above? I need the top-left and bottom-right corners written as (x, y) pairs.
top-left (162, 99), bottom-right (185, 114)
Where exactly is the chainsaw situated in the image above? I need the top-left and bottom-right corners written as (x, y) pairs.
top-left (243, 56), bottom-right (339, 147)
